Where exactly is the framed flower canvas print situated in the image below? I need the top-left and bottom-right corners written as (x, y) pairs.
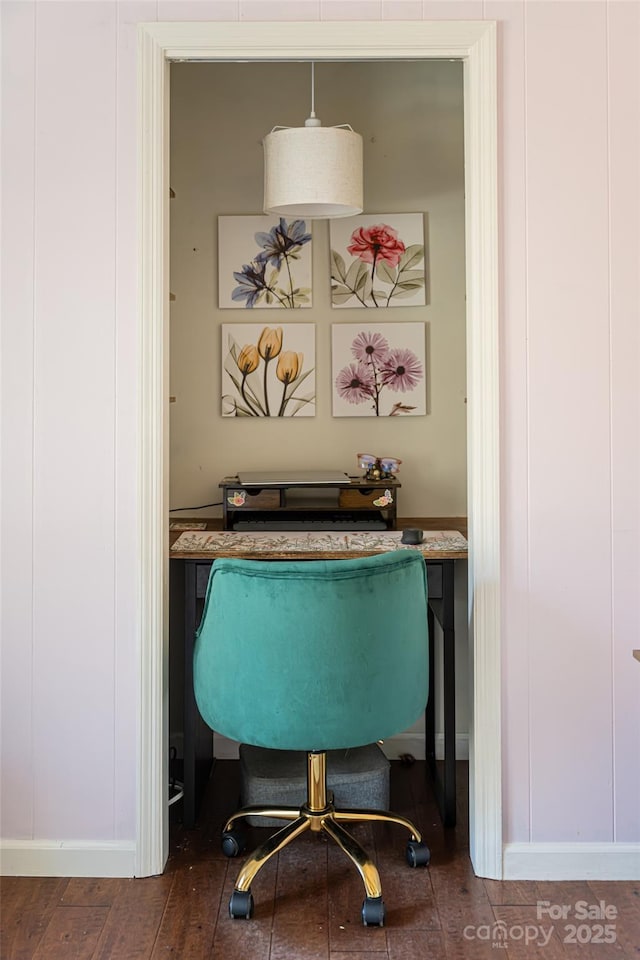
top-left (222, 323), bottom-right (315, 417)
top-left (330, 213), bottom-right (426, 309)
top-left (332, 323), bottom-right (426, 417)
top-left (218, 215), bottom-right (313, 309)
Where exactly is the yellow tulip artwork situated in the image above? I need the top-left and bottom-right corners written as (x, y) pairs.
top-left (222, 323), bottom-right (316, 418)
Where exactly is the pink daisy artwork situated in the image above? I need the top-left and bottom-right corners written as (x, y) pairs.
top-left (332, 323), bottom-right (426, 417)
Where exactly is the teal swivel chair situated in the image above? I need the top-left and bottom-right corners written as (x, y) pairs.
top-left (193, 550), bottom-right (430, 927)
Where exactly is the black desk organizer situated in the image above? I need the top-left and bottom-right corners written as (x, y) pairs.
top-left (219, 475), bottom-right (400, 531)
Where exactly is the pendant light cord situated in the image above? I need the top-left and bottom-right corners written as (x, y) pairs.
top-left (310, 62), bottom-right (316, 120)
top-left (305, 61), bottom-right (321, 128)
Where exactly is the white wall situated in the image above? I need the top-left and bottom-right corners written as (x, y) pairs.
top-left (1, 0), bottom-right (638, 876)
top-left (1, 0), bottom-right (139, 864)
top-left (495, 0), bottom-right (640, 853)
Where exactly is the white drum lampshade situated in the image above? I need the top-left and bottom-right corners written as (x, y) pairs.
top-left (263, 121), bottom-right (363, 220)
top-left (263, 65), bottom-right (363, 220)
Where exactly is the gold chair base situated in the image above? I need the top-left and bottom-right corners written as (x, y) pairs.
top-left (223, 751), bottom-right (424, 903)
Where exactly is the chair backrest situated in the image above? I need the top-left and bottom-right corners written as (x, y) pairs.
top-left (193, 550), bottom-right (428, 752)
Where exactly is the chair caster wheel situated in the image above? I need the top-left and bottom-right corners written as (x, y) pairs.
top-left (406, 839), bottom-right (431, 867)
top-left (229, 889), bottom-right (254, 919)
top-left (362, 895), bottom-right (385, 927)
top-left (221, 829), bottom-right (246, 858)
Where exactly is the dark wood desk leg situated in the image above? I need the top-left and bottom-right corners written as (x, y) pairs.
top-left (183, 561), bottom-right (198, 829)
top-left (182, 561), bottom-right (215, 829)
top-left (425, 605), bottom-right (436, 776)
top-left (441, 560), bottom-right (457, 827)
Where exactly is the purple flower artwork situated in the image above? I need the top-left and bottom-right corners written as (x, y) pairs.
top-left (332, 323), bottom-right (426, 418)
top-left (218, 215), bottom-right (312, 309)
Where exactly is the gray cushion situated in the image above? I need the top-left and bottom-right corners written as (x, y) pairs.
top-left (240, 742), bottom-right (390, 826)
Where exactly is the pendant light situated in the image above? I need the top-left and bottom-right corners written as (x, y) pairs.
top-left (263, 63), bottom-right (363, 220)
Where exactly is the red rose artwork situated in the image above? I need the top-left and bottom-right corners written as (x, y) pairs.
top-left (347, 224), bottom-right (406, 268)
top-left (330, 213), bottom-right (426, 309)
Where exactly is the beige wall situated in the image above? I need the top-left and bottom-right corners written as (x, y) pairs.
top-left (169, 60), bottom-right (466, 519)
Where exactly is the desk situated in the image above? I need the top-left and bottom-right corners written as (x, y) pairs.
top-left (169, 519), bottom-right (468, 830)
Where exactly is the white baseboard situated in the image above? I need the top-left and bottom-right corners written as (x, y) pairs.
top-left (503, 842), bottom-right (640, 881)
top-left (212, 732), bottom-right (470, 762)
top-left (0, 840), bottom-right (136, 878)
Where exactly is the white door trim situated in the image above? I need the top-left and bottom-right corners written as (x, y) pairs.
top-left (136, 19), bottom-right (500, 879)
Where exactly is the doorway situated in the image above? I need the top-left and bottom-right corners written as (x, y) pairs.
top-left (137, 20), bottom-right (500, 880)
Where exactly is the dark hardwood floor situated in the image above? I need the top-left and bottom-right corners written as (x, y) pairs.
top-left (2, 761), bottom-right (638, 959)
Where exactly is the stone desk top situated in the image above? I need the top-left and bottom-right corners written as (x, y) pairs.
top-left (169, 528), bottom-right (468, 561)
